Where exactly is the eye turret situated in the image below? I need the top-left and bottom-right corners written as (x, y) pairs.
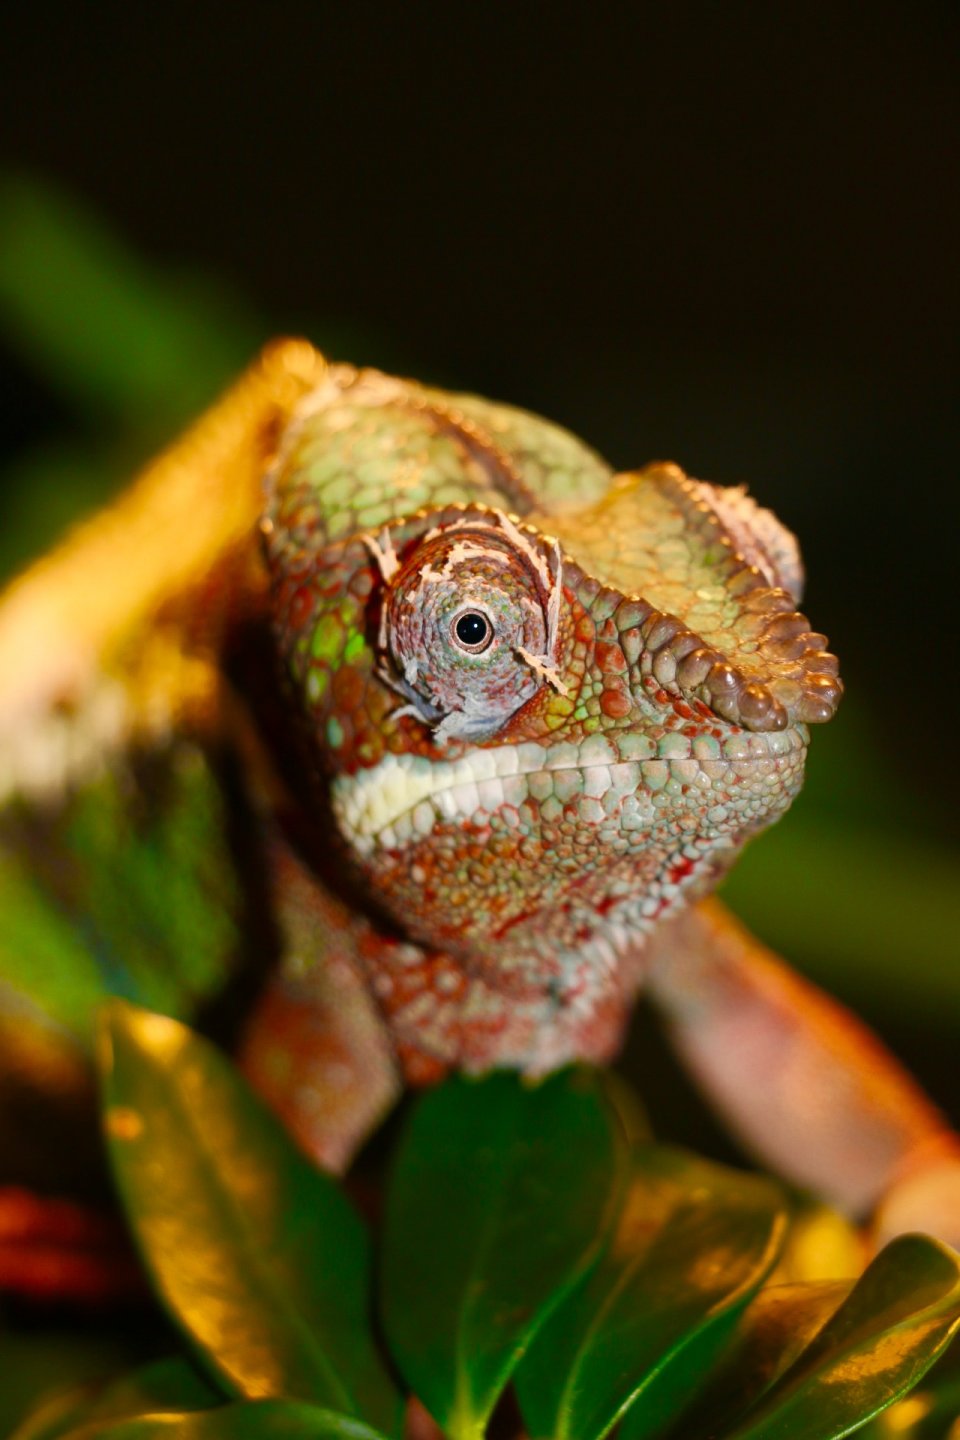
top-left (380, 516), bottom-right (563, 743)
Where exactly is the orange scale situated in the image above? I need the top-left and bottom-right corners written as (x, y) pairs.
top-left (332, 712), bottom-right (354, 752)
top-left (600, 688), bottom-right (631, 719)
top-left (350, 719), bottom-right (387, 765)
top-left (332, 664), bottom-right (367, 711)
top-left (595, 640), bottom-right (628, 674)
top-left (287, 585), bottom-right (315, 628)
top-left (348, 568), bottom-right (375, 599)
top-left (396, 1044), bottom-right (448, 1086)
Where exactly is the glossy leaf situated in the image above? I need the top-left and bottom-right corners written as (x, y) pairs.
top-left (671, 1280), bottom-right (854, 1437)
top-left (99, 1003), bottom-right (401, 1434)
top-left (597, 1070), bottom-right (652, 1147)
top-left (717, 1234), bottom-right (960, 1439)
top-left (517, 1146), bottom-right (787, 1440)
top-left (382, 1068), bottom-right (627, 1440)
top-left (59, 1400), bottom-right (390, 1440)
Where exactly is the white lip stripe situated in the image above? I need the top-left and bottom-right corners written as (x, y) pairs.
top-left (332, 750), bottom-right (517, 854)
top-left (333, 739), bottom-right (592, 844)
top-left (330, 729), bottom-right (805, 857)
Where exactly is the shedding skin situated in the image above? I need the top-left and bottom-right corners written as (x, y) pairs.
top-left (0, 340), bottom-right (956, 1301)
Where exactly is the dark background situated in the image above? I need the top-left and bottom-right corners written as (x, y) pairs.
top-left (0, 3), bottom-right (957, 1136)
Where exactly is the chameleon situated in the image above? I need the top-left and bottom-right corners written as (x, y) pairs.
top-left (0, 338), bottom-right (958, 1295)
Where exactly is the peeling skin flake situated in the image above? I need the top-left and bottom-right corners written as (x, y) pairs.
top-left (360, 527), bottom-right (399, 582)
top-left (516, 645), bottom-right (569, 696)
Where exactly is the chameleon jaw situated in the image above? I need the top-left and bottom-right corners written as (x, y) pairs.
top-left (330, 725), bottom-right (809, 861)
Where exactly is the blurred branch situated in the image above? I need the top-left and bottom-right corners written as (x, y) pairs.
top-left (0, 173), bottom-right (262, 430)
top-left (724, 815), bottom-right (960, 1024)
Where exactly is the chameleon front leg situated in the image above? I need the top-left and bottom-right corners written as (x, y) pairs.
top-left (238, 833), bottom-right (402, 1173)
top-left (646, 898), bottom-right (960, 1248)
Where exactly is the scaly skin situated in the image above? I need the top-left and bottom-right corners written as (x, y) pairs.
top-left (0, 341), bottom-right (957, 1296)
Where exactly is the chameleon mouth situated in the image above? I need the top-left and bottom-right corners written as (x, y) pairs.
top-left (331, 727), bottom-right (808, 858)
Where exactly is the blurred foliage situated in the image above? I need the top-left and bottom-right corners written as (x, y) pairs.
top-left (0, 1006), bottom-right (954, 1438)
top-left (0, 175), bottom-right (261, 430)
top-left (6, 1005), bottom-right (960, 1439)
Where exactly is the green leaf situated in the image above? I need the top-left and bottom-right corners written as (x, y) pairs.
top-left (99, 1003), bottom-right (401, 1434)
top-left (381, 1068), bottom-right (627, 1440)
top-left (718, 1234), bottom-right (960, 1439)
top-left (60, 1400), bottom-right (391, 1440)
top-left (85, 1358), bottom-right (222, 1414)
top-left (516, 1147), bottom-right (787, 1440)
top-left (12, 1358), bottom-right (221, 1440)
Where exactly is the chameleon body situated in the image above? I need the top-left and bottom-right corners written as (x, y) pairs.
top-left (0, 340), bottom-right (957, 1288)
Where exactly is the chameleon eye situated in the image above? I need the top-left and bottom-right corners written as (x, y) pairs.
top-left (452, 608), bottom-right (494, 654)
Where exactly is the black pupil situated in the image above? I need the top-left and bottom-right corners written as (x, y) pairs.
top-left (455, 612), bottom-right (490, 647)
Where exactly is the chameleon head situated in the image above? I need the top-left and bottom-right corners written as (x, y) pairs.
top-left (262, 367), bottom-right (841, 971)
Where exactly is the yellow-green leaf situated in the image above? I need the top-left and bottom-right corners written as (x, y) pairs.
top-left (719, 1234), bottom-right (960, 1439)
top-left (674, 1280), bottom-right (854, 1436)
top-left (99, 1003), bottom-right (400, 1435)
